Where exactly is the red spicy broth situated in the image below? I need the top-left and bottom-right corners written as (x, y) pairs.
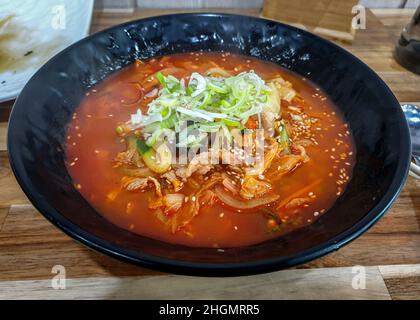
top-left (65, 52), bottom-right (355, 248)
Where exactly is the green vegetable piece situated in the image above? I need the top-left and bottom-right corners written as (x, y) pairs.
top-left (135, 139), bottom-right (150, 155)
top-left (115, 126), bottom-right (124, 135)
top-left (279, 121), bottom-right (289, 145)
top-left (221, 118), bottom-right (241, 127)
top-left (186, 85), bottom-right (194, 96)
top-left (155, 71), bottom-right (165, 86)
top-left (208, 81), bottom-right (228, 94)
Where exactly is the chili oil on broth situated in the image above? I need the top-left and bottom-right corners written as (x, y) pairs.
top-left (65, 52), bottom-right (355, 248)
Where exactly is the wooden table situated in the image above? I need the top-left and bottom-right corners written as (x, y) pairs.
top-left (0, 8), bottom-right (419, 300)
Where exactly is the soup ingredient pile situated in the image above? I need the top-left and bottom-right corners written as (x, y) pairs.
top-left (114, 69), bottom-right (314, 233)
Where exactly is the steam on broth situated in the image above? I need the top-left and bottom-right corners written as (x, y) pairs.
top-left (65, 52), bottom-right (355, 248)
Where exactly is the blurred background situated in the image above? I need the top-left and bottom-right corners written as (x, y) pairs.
top-left (94, 0), bottom-right (420, 10)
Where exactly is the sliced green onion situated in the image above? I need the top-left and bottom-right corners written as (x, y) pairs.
top-left (155, 71), bottom-right (165, 86)
top-left (136, 139), bottom-right (150, 155)
top-left (159, 97), bottom-right (178, 107)
top-left (186, 85), bottom-right (194, 96)
top-left (146, 128), bottom-right (163, 146)
top-left (197, 122), bottom-right (222, 132)
top-left (221, 118), bottom-right (241, 127)
top-left (222, 125), bottom-right (233, 144)
top-left (220, 99), bottom-right (231, 108)
top-left (208, 81), bottom-right (228, 94)
top-left (127, 70), bottom-right (275, 149)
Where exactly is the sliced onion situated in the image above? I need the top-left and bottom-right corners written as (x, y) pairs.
top-left (206, 67), bottom-right (232, 77)
top-left (155, 208), bottom-right (169, 223)
top-left (118, 167), bottom-right (154, 177)
top-left (145, 88), bottom-right (158, 98)
top-left (189, 72), bottom-right (206, 97)
top-left (130, 109), bottom-right (142, 124)
top-left (214, 186), bottom-right (279, 210)
top-left (222, 178), bottom-right (239, 195)
top-left (294, 139), bottom-right (314, 147)
top-left (163, 193), bottom-right (185, 213)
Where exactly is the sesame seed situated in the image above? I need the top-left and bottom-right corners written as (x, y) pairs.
top-left (219, 212), bottom-right (224, 218)
top-left (314, 211), bottom-right (319, 216)
top-left (234, 226), bottom-right (238, 230)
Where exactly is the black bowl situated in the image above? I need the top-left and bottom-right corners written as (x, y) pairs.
top-left (8, 13), bottom-right (411, 275)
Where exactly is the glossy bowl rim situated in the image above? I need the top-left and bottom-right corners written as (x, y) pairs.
top-left (7, 12), bottom-right (411, 276)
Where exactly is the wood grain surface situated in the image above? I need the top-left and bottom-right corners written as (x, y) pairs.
top-left (0, 8), bottom-right (419, 299)
top-left (0, 265), bottom-right (391, 299)
top-left (261, 0), bottom-right (359, 41)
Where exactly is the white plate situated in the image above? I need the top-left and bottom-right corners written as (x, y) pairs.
top-left (0, 0), bottom-right (94, 103)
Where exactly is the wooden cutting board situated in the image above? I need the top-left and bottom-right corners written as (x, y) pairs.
top-left (0, 8), bottom-right (419, 299)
